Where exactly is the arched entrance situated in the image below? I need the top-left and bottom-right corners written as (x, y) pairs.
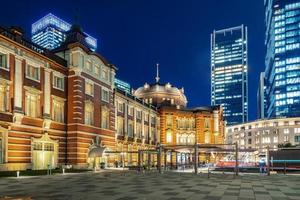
top-left (87, 135), bottom-right (107, 169)
top-left (31, 132), bottom-right (58, 170)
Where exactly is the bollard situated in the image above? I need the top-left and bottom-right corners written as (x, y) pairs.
top-left (17, 171), bottom-right (20, 178)
top-left (62, 168), bottom-right (65, 174)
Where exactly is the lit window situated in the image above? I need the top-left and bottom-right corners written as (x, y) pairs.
top-left (166, 115), bottom-right (173, 127)
top-left (101, 89), bottom-right (109, 102)
top-left (53, 74), bottom-right (64, 91)
top-left (205, 131), bottom-right (210, 144)
top-left (0, 53), bottom-right (8, 69)
top-left (25, 92), bottom-right (40, 118)
top-left (52, 99), bottom-right (64, 123)
top-left (85, 102), bottom-right (94, 125)
top-left (101, 106), bottom-right (109, 129)
top-left (136, 123), bottom-right (142, 138)
top-left (136, 110), bottom-right (142, 120)
top-left (166, 130), bottom-right (172, 143)
top-left (26, 65), bottom-right (40, 81)
top-left (284, 128), bottom-right (289, 134)
top-left (85, 81), bottom-right (94, 96)
top-left (128, 107), bottom-right (134, 116)
top-left (151, 128), bottom-right (155, 140)
top-left (118, 102), bottom-right (124, 113)
top-left (128, 120), bottom-right (134, 137)
top-left (0, 84), bottom-right (7, 112)
top-left (144, 113), bottom-right (149, 122)
top-left (117, 116), bottom-right (124, 135)
top-left (205, 119), bottom-right (210, 128)
top-left (294, 128), bottom-right (300, 134)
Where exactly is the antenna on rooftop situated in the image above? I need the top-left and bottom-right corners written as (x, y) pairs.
top-left (155, 63), bottom-right (160, 83)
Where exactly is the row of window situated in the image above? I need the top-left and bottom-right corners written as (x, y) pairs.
top-left (116, 116), bottom-right (156, 139)
top-left (85, 81), bottom-right (110, 102)
top-left (228, 121), bottom-right (300, 132)
top-left (0, 53), bottom-right (65, 91)
top-left (116, 101), bottom-right (156, 124)
top-left (84, 102), bottom-right (110, 129)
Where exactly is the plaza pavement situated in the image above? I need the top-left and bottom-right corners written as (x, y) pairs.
top-left (1, 170), bottom-right (300, 200)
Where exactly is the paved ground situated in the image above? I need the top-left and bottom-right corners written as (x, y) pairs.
top-left (1, 170), bottom-right (300, 200)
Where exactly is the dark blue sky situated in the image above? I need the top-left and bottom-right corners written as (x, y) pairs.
top-left (0, 0), bottom-right (265, 121)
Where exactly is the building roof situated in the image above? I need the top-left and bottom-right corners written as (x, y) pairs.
top-left (134, 82), bottom-right (187, 108)
top-left (0, 25), bottom-right (67, 67)
top-left (51, 24), bottom-right (116, 70)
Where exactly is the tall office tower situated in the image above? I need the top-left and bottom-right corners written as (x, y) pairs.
top-left (257, 72), bottom-right (267, 119)
top-left (265, 0), bottom-right (300, 118)
top-left (211, 25), bottom-right (248, 125)
top-left (32, 13), bottom-right (97, 51)
top-left (114, 78), bottom-right (131, 94)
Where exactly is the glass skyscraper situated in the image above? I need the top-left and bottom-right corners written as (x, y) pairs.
top-left (257, 72), bottom-right (267, 119)
top-left (211, 25), bottom-right (248, 125)
top-left (264, 0), bottom-right (300, 118)
top-left (32, 13), bottom-right (97, 51)
top-left (115, 78), bottom-right (131, 94)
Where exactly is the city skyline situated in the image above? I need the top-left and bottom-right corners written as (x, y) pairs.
top-left (0, 0), bottom-right (265, 121)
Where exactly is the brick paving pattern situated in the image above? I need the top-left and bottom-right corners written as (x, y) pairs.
top-left (1, 171), bottom-right (300, 200)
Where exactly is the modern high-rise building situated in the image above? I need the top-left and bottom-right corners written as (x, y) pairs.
top-left (211, 25), bottom-right (248, 125)
top-left (257, 72), bottom-right (267, 119)
top-left (114, 78), bottom-right (131, 94)
top-left (31, 13), bottom-right (97, 51)
top-left (264, 0), bottom-right (300, 118)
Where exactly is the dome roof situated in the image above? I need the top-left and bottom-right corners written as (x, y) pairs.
top-left (134, 82), bottom-right (187, 108)
top-left (133, 64), bottom-right (188, 108)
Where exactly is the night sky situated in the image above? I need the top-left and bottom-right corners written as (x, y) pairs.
top-left (0, 0), bottom-right (265, 121)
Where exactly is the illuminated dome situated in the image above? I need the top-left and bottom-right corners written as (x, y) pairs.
top-left (133, 64), bottom-right (187, 108)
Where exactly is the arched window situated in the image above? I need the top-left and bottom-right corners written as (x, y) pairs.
top-left (85, 101), bottom-right (94, 125)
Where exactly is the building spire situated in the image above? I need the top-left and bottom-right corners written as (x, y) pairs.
top-left (155, 63), bottom-right (160, 83)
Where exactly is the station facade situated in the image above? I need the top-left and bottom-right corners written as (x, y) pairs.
top-left (0, 25), bottom-right (224, 171)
